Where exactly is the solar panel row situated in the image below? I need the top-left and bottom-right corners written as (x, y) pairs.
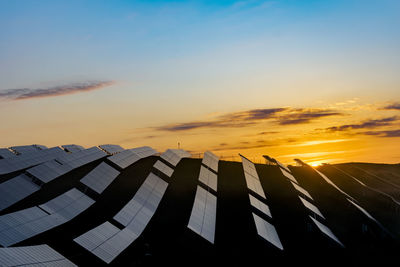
top-left (153, 160), bottom-right (174, 177)
top-left (0, 244), bottom-right (77, 266)
top-left (0, 188), bottom-right (95, 247)
top-left (0, 147), bottom-right (67, 175)
top-left (10, 145), bottom-right (43, 155)
top-left (0, 149), bottom-right (15, 159)
top-left (27, 147), bottom-right (107, 183)
top-left (240, 155), bottom-right (283, 250)
top-left (198, 166), bottom-right (218, 192)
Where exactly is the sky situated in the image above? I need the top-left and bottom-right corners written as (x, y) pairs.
top-left (0, 0), bottom-right (399, 165)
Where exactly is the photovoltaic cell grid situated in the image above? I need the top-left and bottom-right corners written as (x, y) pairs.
top-left (107, 146), bottom-right (158, 169)
top-left (0, 244), bottom-right (77, 266)
top-left (62, 144), bottom-right (84, 153)
top-left (201, 151), bottom-right (219, 172)
top-left (0, 174), bottom-right (40, 211)
top-left (198, 166), bottom-right (218, 191)
top-left (153, 160), bottom-right (174, 177)
top-left (27, 147), bottom-right (107, 183)
top-left (0, 149), bottom-right (15, 159)
top-left (80, 162), bottom-right (120, 194)
top-left (74, 172), bottom-right (169, 263)
top-left (240, 155), bottom-right (266, 199)
top-left (0, 147), bottom-right (67, 175)
top-left (160, 149), bottom-right (191, 166)
top-left (187, 186), bottom-right (217, 244)
top-left (309, 216), bottom-right (344, 247)
top-left (253, 213), bottom-right (283, 250)
top-left (0, 188), bottom-right (95, 247)
top-left (99, 144), bottom-right (124, 155)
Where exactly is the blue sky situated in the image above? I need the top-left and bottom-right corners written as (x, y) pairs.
top-left (0, 0), bottom-right (399, 163)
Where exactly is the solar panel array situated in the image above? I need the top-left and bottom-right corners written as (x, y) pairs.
top-left (0, 174), bottom-right (40, 211)
top-left (107, 146), bottom-right (158, 169)
top-left (62, 144), bottom-right (85, 153)
top-left (0, 188), bottom-right (95, 247)
top-left (0, 244), bottom-right (77, 266)
top-left (273, 158), bottom-right (344, 247)
top-left (99, 144), bottom-right (124, 155)
top-left (0, 149), bottom-right (15, 159)
top-left (160, 149), bottom-right (191, 166)
top-left (187, 151), bottom-right (219, 243)
top-left (80, 162), bottom-right (120, 194)
top-left (27, 147), bottom-right (107, 183)
top-left (0, 147), bottom-right (67, 175)
top-left (240, 155), bottom-right (283, 250)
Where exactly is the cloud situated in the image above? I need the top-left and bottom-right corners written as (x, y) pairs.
top-left (276, 109), bottom-right (343, 125)
top-left (382, 103), bottom-right (400, 110)
top-left (0, 81), bottom-right (115, 101)
top-left (325, 116), bottom-right (399, 132)
top-left (363, 129), bottom-right (400, 138)
top-left (156, 107), bottom-right (342, 132)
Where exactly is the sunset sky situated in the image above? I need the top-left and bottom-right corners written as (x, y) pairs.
top-left (0, 0), bottom-right (399, 165)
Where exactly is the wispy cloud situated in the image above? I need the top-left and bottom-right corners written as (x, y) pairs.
top-left (324, 116), bottom-right (399, 132)
top-left (288, 139), bottom-right (353, 147)
top-left (0, 81), bottom-right (115, 101)
top-left (276, 108), bottom-right (343, 125)
top-left (382, 103), bottom-right (400, 110)
top-left (363, 129), bottom-right (400, 138)
top-left (156, 107), bottom-right (343, 132)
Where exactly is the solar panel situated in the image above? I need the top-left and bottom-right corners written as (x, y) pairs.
top-left (27, 147), bottom-right (107, 183)
top-left (240, 156), bottom-right (266, 199)
top-left (80, 162), bottom-right (120, 194)
top-left (249, 195), bottom-right (271, 218)
top-left (299, 196), bottom-right (325, 219)
top-left (347, 199), bottom-right (378, 223)
top-left (107, 146), bottom-right (157, 169)
top-left (309, 216), bottom-right (344, 247)
top-left (0, 174), bottom-right (40, 211)
top-left (62, 144), bottom-right (84, 153)
top-left (0, 147), bottom-right (67, 175)
top-left (74, 221), bottom-right (120, 252)
top-left (291, 181), bottom-right (313, 200)
top-left (0, 189), bottom-right (95, 247)
top-left (99, 144), bottom-right (124, 155)
top-left (202, 151), bottom-right (219, 172)
top-left (187, 186), bottom-right (217, 244)
top-left (315, 170), bottom-right (353, 199)
top-left (153, 160), bottom-right (174, 177)
top-left (75, 172), bottom-right (168, 263)
top-left (0, 149), bottom-right (15, 159)
top-left (280, 168), bottom-right (299, 184)
top-left (0, 244), bottom-right (77, 266)
top-left (113, 172), bottom-right (168, 227)
top-left (198, 166), bottom-right (218, 191)
top-left (160, 149), bottom-right (191, 166)
top-left (252, 213), bottom-right (283, 250)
